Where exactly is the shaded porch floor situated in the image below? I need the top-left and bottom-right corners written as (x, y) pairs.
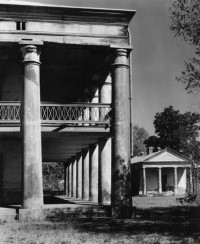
top-left (0, 196), bottom-right (111, 221)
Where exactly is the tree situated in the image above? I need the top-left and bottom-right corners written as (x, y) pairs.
top-left (43, 162), bottom-right (64, 192)
top-left (144, 106), bottom-right (200, 160)
top-left (170, 0), bottom-right (200, 93)
top-left (133, 125), bottom-right (149, 156)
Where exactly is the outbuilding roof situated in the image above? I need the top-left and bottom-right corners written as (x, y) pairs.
top-left (131, 148), bottom-right (191, 165)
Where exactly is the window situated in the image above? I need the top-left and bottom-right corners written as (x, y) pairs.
top-left (16, 21), bottom-right (26, 31)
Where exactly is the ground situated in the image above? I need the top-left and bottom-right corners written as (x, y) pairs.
top-left (0, 196), bottom-right (200, 244)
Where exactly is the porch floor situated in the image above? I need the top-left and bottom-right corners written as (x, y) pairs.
top-left (0, 196), bottom-right (111, 221)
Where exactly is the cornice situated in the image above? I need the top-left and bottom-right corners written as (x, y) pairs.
top-left (0, 3), bottom-right (136, 26)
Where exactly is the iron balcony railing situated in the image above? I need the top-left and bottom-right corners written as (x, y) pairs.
top-left (0, 102), bottom-right (21, 123)
top-left (0, 102), bottom-right (111, 126)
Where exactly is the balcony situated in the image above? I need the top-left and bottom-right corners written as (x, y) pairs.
top-left (0, 102), bottom-right (111, 131)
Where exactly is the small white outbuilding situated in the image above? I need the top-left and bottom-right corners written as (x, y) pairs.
top-left (131, 148), bottom-right (191, 196)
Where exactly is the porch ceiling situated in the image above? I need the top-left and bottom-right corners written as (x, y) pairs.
top-left (42, 131), bottom-right (110, 162)
top-left (0, 130), bottom-right (110, 162)
top-left (0, 44), bottom-right (111, 103)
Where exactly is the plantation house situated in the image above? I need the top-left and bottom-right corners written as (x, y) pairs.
top-left (0, 1), bottom-right (135, 218)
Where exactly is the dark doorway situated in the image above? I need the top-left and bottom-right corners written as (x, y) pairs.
top-left (162, 174), bottom-right (167, 191)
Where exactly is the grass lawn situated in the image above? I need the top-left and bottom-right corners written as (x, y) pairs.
top-left (0, 196), bottom-right (200, 244)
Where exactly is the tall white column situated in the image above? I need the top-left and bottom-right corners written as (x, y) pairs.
top-left (77, 153), bottom-right (82, 199)
top-left (68, 162), bottom-right (72, 197)
top-left (99, 138), bottom-right (111, 205)
top-left (99, 73), bottom-right (112, 205)
top-left (82, 149), bottom-right (89, 200)
top-left (21, 45), bottom-right (43, 209)
top-left (64, 163), bottom-right (69, 196)
top-left (111, 49), bottom-right (132, 218)
top-left (72, 158), bottom-right (77, 198)
top-left (91, 88), bottom-right (99, 123)
top-left (89, 144), bottom-right (98, 202)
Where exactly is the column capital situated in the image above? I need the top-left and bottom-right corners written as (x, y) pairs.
top-left (112, 48), bottom-right (129, 68)
top-left (21, 45), bottom-right (41, 65)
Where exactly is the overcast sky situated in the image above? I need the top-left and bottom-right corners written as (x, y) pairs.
top-left (6, 0), bottom-right (196, 135)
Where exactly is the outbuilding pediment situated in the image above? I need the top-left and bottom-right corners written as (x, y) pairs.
top-left (147, 151), bottom-right (185, 162)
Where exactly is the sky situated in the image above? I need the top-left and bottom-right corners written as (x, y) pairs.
top-left (4, 0), bottom-right (196, 135)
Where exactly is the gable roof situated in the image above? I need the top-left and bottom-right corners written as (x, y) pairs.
top-left (131, 148), bottom-right (191, 165)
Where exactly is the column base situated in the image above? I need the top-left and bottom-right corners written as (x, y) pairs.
top-left (112, 206), bottom-right (136, 219)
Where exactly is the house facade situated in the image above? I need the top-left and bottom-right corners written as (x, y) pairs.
top-left (131, 148), bottom-right (191, 196)
top-left (0, 2), bottom-right (135, 218)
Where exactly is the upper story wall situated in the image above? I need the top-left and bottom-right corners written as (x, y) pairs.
top-left (0, 3), bottom-right (135, 47)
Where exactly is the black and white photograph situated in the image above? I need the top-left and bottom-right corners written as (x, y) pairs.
top-left (0, 0), bottom-right (199, 243)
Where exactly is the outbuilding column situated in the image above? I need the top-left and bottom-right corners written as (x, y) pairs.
top-left (21, 45), bottom-right (43, 209)
top-left (142, 167), bottom-right (147, 195)
top-left (111, 49), bottom-right (132, 218)
top-left (158, 167), bottom-right (162, 194)
top-left (189, 167), bottom-right (193, 193)
top-left (174, 167), bottom-right (178, 194)
top-left (99, 73), bottom-right (112, 205)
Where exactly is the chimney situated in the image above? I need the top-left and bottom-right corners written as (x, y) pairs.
top-left (148, 147), bottom-right (154, 154)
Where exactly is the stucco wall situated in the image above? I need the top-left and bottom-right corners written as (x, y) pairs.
top-left (0, 139), bottom-right (22, 204)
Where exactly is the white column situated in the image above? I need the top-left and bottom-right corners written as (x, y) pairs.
top-left (99, 73), bottom-right (112, 205)
top-left (111, 49), bottom-right (132, 218)
top-left (142, 167), bottom-right (147, 195)
top-left (68, 162), bottom-right (72, 197)
top-left (72, 158), bottom-right (77, 198)
top-left (189, 167), bottom-right (193, 193)
top-left (99, 138), bottom-right (111, 205)
top-left (89, 144), bottom-right (99, 202)
top-left (91, 88), bottom-right (99, 123)
top-left (158, 167), bottom-right (162, 194)
top-left (174, 167), bottom-right (178, 194)
top-left (21, 45), bottom-right (43, 209)
top-left (82, 149), bottom-right (89, 200)
top-left (64, 163), bottom-right (69, 196)
top-left (77, 153), bottom-right (82, 199)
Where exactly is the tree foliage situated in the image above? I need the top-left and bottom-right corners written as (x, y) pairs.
top-left (43, 162), bottom-right (64, 191)
top-left (133, 125), bottom-right (149, 156)
top-left (170, 0), bottom-right (200, 93)
top-left (145, 106), bottom-right (200, 160)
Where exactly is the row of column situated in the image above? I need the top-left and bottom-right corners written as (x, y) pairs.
top-left (21, 45), bottom-right (132, 218)
top-left (142, 167), bottom-right (179, 195)
top-left (64, 139), bottom-right (112, 205)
